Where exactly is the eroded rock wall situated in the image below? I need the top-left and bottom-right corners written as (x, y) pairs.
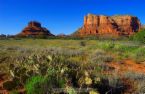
top-left (78, 14), bottom-right (141, 36)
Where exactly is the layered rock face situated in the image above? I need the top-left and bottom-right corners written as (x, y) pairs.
top-left (77, 14), bottom-right (141, 36)
top-left (19, 21), bottom-right (54, 36)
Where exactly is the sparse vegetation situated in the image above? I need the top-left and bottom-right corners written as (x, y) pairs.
top-left (130, 29), bottom-right (145, 43)
top-left (0, 38), bottom-right (145, 94)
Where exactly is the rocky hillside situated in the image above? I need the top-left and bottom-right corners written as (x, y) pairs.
top-left (75, 14), bottom-right (141, 36)
top-left (18, 21), bottom-right (54, 37)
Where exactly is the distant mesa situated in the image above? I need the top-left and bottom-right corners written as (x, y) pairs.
top-left (74, 14), bottom-right (141, 36)
top-left (18, 21), bottom-right (54, 37)
top-left (17, 14), bottom-right (142, 38)
top-left (141, 25), bottom-right (145, 29)
top-left (56, 33), bottom-right (67, 37)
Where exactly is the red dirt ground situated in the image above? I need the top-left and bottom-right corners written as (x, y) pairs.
top-left (107, 59), bottom-right (145, 74)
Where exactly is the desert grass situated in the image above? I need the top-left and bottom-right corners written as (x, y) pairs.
top-left (0, 39), bottom-right (145, 94)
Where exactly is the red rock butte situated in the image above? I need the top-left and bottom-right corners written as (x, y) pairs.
top-left (18, 21), bottom-right (54, 36)
top-left (76, 14), bottom-right (141, 36)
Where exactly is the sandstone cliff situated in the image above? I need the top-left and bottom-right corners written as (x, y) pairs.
top-left (76, 14), bottom-right (141, 36)
top-left (18, 21), bottom-right (54, 36)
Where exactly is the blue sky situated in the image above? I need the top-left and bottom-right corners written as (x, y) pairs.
top-left (0, 0), bottom-right (145, 35)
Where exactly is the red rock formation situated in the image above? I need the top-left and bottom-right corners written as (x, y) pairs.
top-left (18, 21), bottom-right (54, 36)
top-left (77, 14), bottom-right (141, 36)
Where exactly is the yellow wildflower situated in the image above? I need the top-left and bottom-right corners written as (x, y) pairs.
top-left (89, 90), bottom-right (100, 94)
top-left (85, 77), bottom-right (92, 85)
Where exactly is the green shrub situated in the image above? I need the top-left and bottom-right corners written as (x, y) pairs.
top-left (102, 41), bottom-right (115, 51)
top-left (80, 41), bottom-right (86, 47)
top-left (134, 47), bottom-right (145, 62)
top-left (25, 76), bottom-right (46, 94)
top-left (25, 68), bottom-right (66, 94)
top-left (130, 29), bottom-right (145, 43)
top-left (25, 76), bottom-right (66, 94)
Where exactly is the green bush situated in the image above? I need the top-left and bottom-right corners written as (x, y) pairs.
top-left (25, 76), bottom-right (66, 94)
top-left (102, 42), bottom-right (115, 51)
top-left (130, 29), bottom-right (145, 43)
top-left (25, 76), bottom-right (46, 94)
top-left (25, 67), bottom-right (66, 94)
top-left (134, 47), bottom-right (145, 62)
top-left (80, 41), bottom-right (86, 47)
